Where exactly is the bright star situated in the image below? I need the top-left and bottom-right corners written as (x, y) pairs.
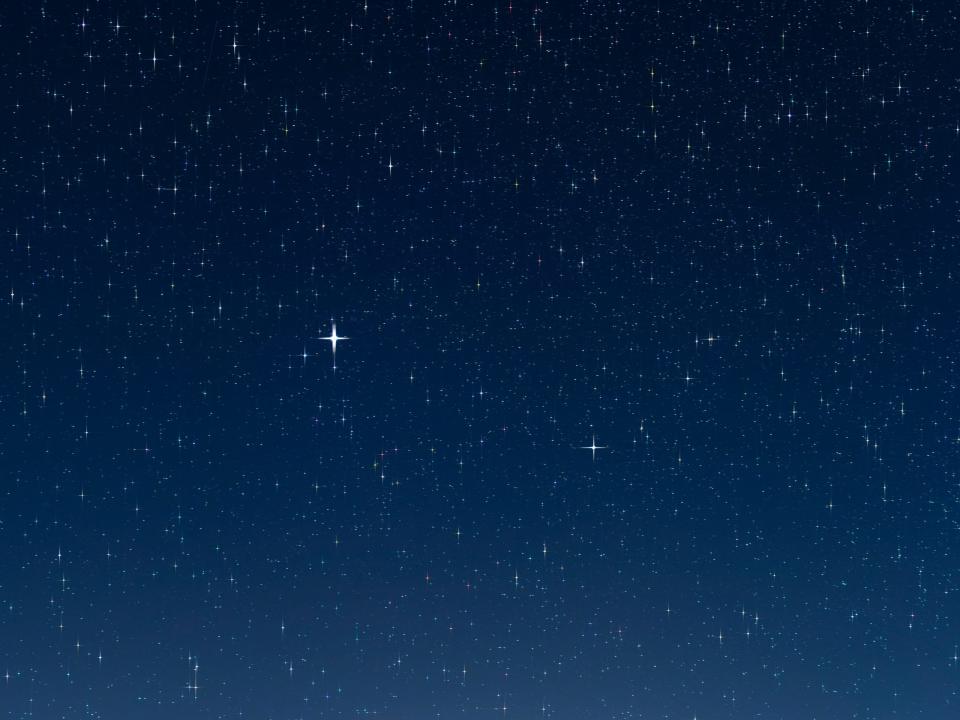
top-left (320, 321), bottom-right (348, 367)
top-left (580, 434), bottom-right (607, 461)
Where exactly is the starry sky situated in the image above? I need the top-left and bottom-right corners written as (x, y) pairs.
top-left (3, 1), bottom-right (959, 718)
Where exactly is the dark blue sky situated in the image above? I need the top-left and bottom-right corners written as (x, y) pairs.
top-left (2, 1), bottom-right (959, 718)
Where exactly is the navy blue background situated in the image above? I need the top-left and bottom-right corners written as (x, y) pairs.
top-left (2, 1), bottom-right (959, 717)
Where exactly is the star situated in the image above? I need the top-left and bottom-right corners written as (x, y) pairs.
top-left (320, 321), bottom-right (348, 368)
top-left (580, 434), bottom-right (607, 461)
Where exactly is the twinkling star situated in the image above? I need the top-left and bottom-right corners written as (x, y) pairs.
top-left (320, 321), bottom-right (348, 368)
top-left (580, 434), bottom-right (607, 461)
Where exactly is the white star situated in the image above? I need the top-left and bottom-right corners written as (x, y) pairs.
top-left (320, 321), bottom-right (348, 367)
top-left (580, 434), bottom-right (607, 461)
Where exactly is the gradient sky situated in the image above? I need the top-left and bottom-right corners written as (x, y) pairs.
top-left (2, 1), bottom-right (959, 718)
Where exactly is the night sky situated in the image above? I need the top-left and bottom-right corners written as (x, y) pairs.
top-left (3, 1), bottom-right (960, 718)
